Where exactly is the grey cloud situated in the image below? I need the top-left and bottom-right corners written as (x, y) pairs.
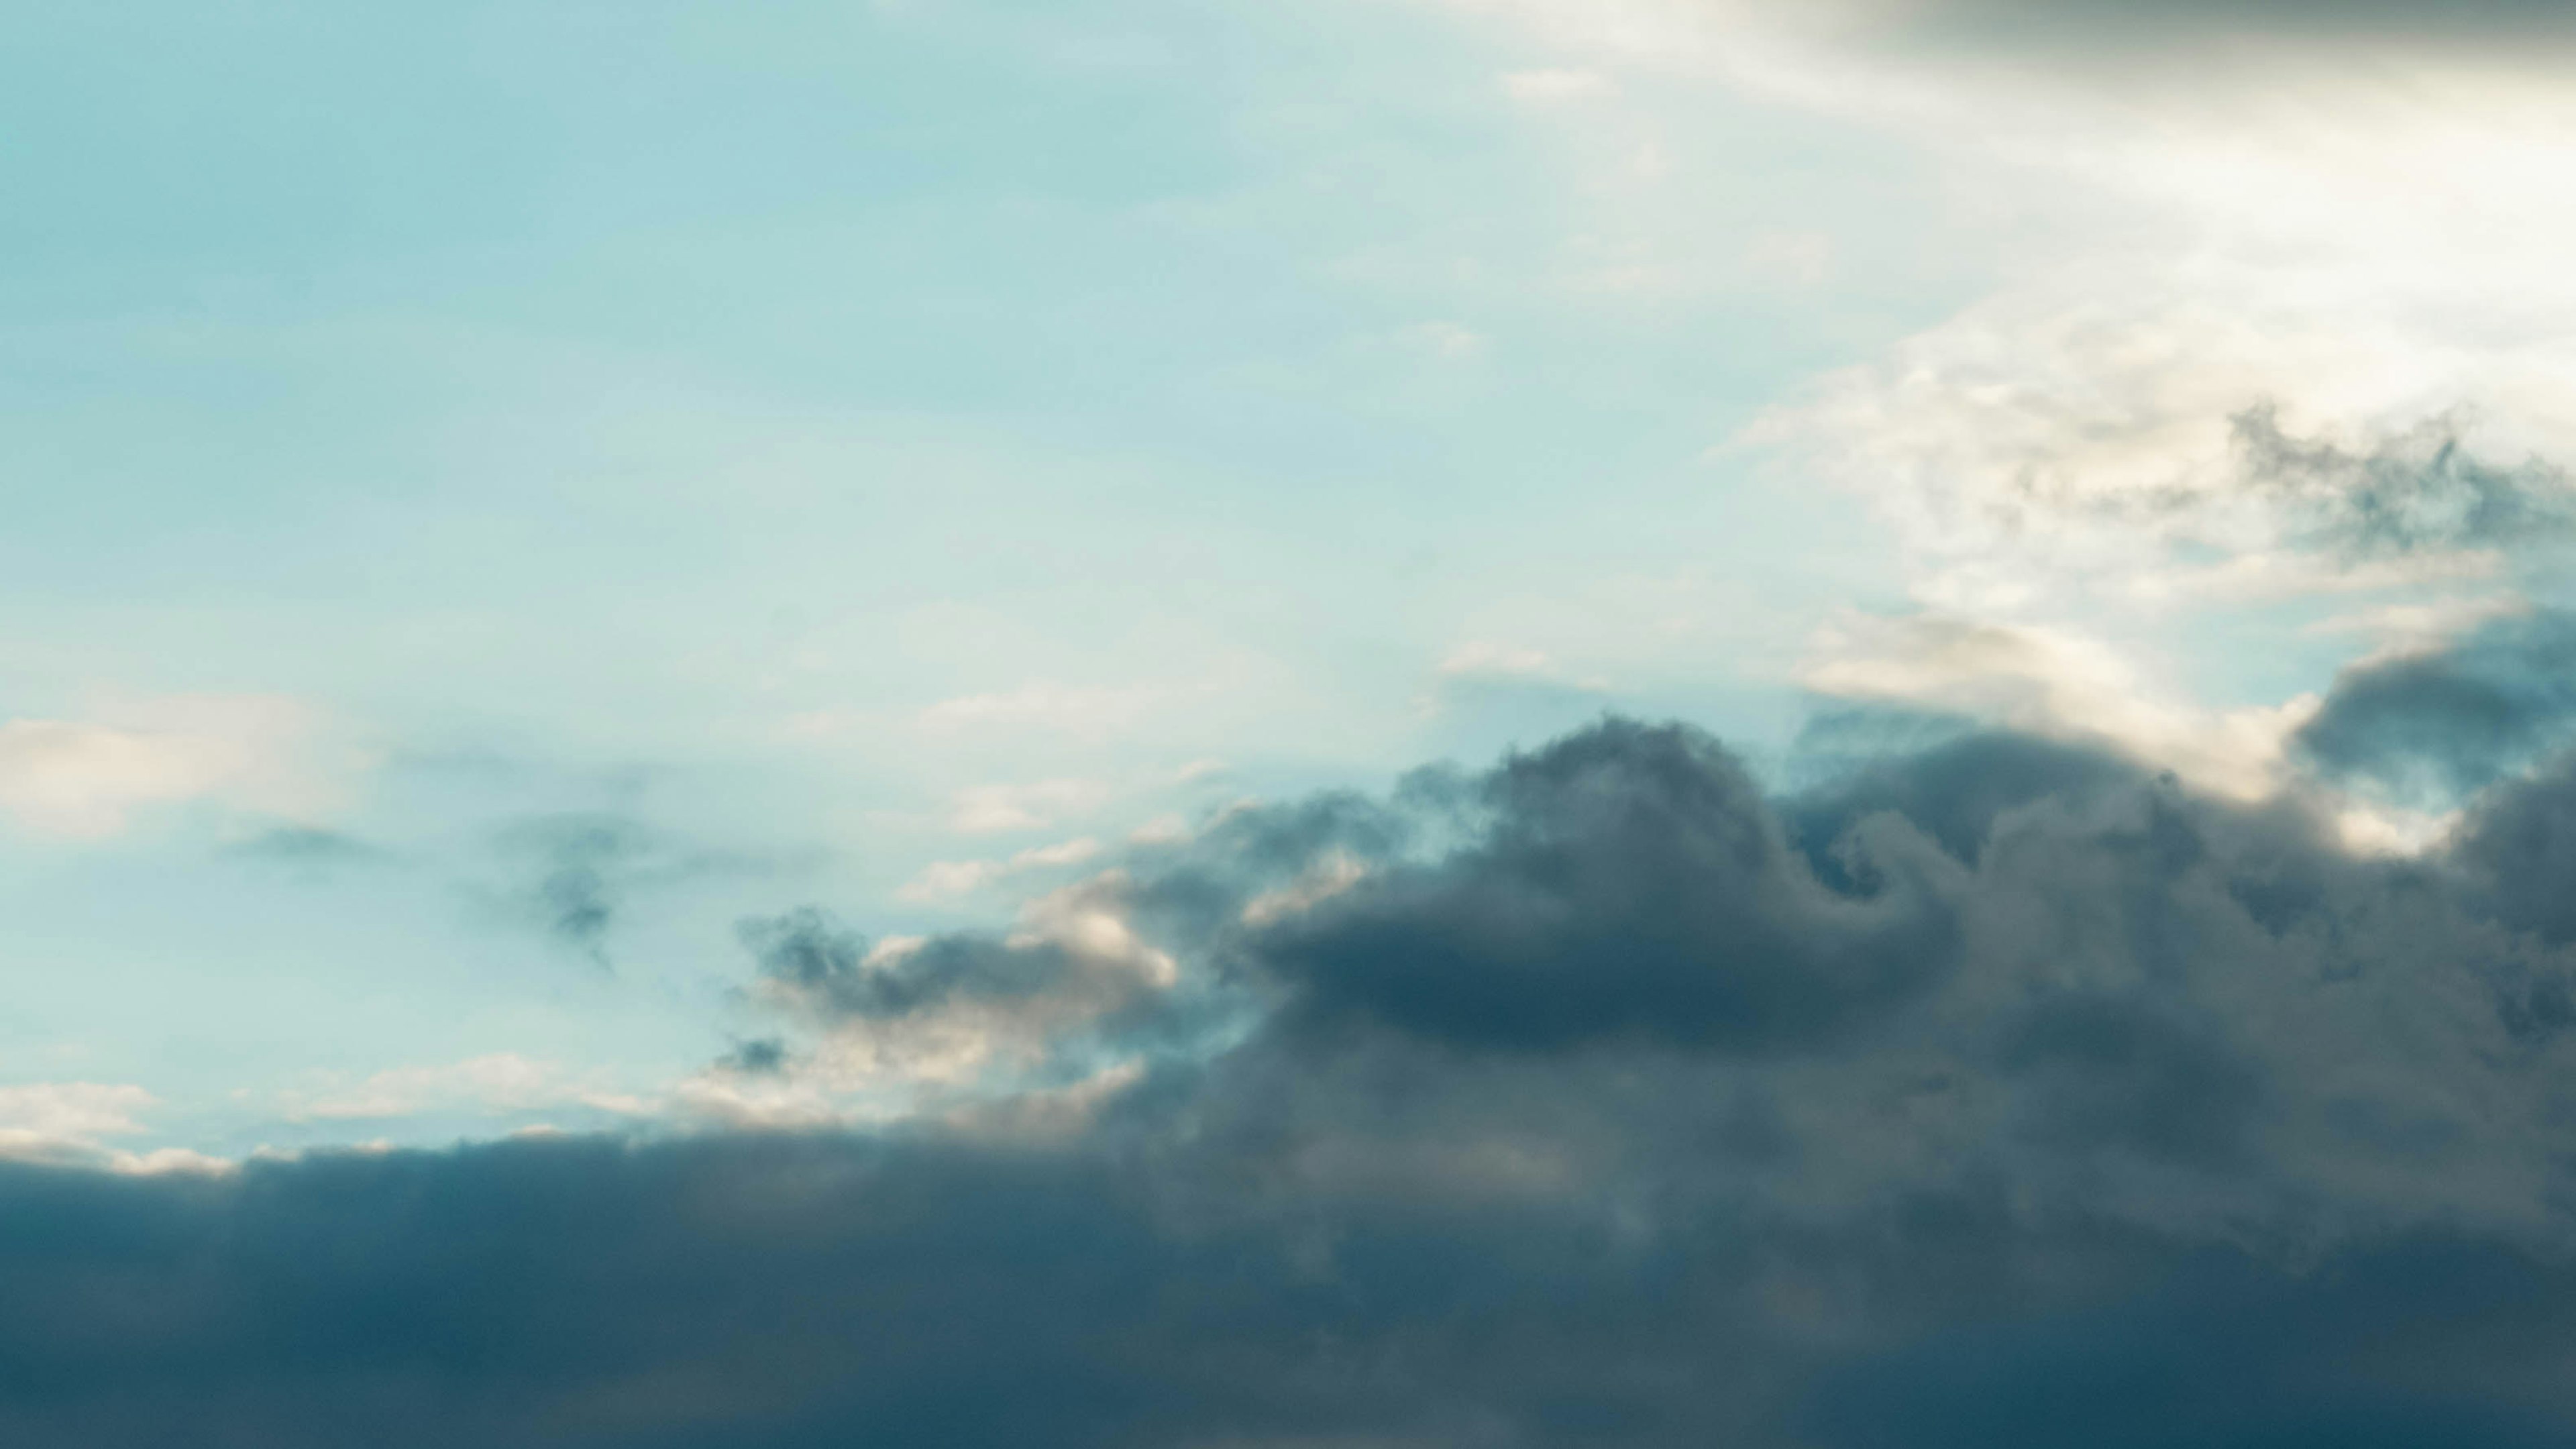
top-left (2459, 752), bottom-right (2576, 947)
top-left (714, 1037), bottom-right (790, 1075)
top-left (2294, 609), bottom-right (2576, 802)
top-left (494, 813), bottom-right (784, 969)
top-left (496, 812), bottom-right (654, 966)
top-left (1803, 1239), bottom-right (2576, 1449)
top-left (1251, 720), bottom-right (1966, 1053)
top-left (17, 718), bottom-right (2576, 1444)
top-left (2235, 407), bottom-right (2575, 564)
top-left (740, 908), bottom-right (1092, 1024)
top-left (1783, 722), bottom-right (2140, 873)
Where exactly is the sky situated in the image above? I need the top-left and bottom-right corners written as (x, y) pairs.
top-left (11, 1), bottom-right (2576, 1443)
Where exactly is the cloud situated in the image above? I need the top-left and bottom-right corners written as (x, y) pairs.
top-left (1799, 612), bottom-right (2316, 800)
top-left (896, 837), bottom-right (1105, 904)
top-left (2457, 753), bottom-right (2576, 950)
top-left (732, 878), bottom-right (1183, 1094)
top-left (17, 718), bottom-right (2576, 1442)
top-left (946, 779), bottom-right (1112, 834)
top-left (1253, 721), bottom-right (1962, 1053)
top-left (2235, 406), bottom-right (2575, 563)
top-left (918, 684), bottom-right (1167, 737)
top-left (221, 825), bottom-right (389, 869)
top-left (0, 1082), bottom-right (156, 1165)
top-left (491, 813), bottom-right (653, 966)
top-left (1751, 279), bottom-right (2576, 616)
top-left (484, 811), bottom-right (769, 967)
top-left (0, 696), bottom-right (352, 839)
top-left (1437, 641), bottom-right (1565, 681)
top-left (2294, 608), bottom-right (2576, 804)
top-left (272, 1055), bottom-right (649, 1124)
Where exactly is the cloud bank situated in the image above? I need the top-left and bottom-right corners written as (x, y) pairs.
top-left (13, 701), bottom-right (2576, 1444)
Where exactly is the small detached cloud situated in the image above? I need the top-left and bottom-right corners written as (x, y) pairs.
top-left (0, 694), bottom-right (360, 840)
top-left (0, 1081), bottom-right (221, 1175)
top-left (732, 872), bottom-right (1183, 1096)
top-left (898, 837), bottom-right (1105, 904)
top-left (482, 810), bottom-right (774, 968)
top-left (947, 779), bottom-right (1113, 835)
top-left (1429, 641), bottom-right (1611, 706)
top-left (272, 1054), bottom-right (649, 1124)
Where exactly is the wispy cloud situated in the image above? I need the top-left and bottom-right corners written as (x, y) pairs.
top-left (0, 696), bottom-right (358, 839)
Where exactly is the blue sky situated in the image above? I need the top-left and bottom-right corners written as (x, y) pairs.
top-left (2, 0), bottom-right (1986, 1152)
top-left (9, 0), bottom-right (2575, 1157)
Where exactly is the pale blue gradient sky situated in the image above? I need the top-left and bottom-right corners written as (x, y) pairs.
top-left (10, 0), bottom-right (2498, 1156)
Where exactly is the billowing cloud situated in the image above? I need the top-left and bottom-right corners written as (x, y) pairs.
top-left (2296, 608), bottom-right (2576, 804)
top-left (1253, 720), bottom-right (1960, 1053)
top-left (13, 714), bottom-right (2576, 1443)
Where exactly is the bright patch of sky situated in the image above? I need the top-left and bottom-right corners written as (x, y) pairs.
top-left (11, 0), bottom-right (2570, 1161)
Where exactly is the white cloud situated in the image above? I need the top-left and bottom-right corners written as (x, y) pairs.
top-left (0, 1081), bottom-right (218, 1173)
top-left (1434, 0), bottom-right (2576, 812)
top-left (1429, 642), bottom-right (1611, 709)
top-left (274, 1054), bottom-right (648, 1123)
top-left (702, 870), bottom-right (1184, 1128)
top-left (0, 695), bottom-right (356, 839)
top-left (1240, 849), bottom-right (1371, 927)
top-left (0, 1081), bottom-right (154, 1162)
top-left (1439, 641), bottom-right (1561, 679)
top-left (1801, 612), bottom-right (2318, 800)
top-left (918, 683), bottom-right (1165, 737)
top-left (1128, 812), bottom-right (1194, 845)
top-left (947, 778), bottom-right (1112, 834)
top-left (896, 836), bottom-right (1106, 904)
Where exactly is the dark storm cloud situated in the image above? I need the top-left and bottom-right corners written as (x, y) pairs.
top-left (1252, 720), bottom-right (1965, 1053)
top-left (1803, 1238), bottom-right (2576, 1449)
top-left (2294, 609), bottom-right (2576, 801)
top-left (1783, 720), bottom-right (2139, 871)
top-left (2459, 751), bottom-right (2576, 949)
top-left (14, 718), bottom-right (2576, 1444)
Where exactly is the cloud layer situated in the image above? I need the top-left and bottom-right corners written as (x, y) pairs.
top-left (13, 707), bottom-right (2576, 1444)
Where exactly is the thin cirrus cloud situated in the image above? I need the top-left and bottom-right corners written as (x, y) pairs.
top-left (916, 682), bottom-right (1171, 737)
top-left (270, 1054), bottom-right (649, 1124)
top-left (896, 837), bottom-right (1104, 904)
